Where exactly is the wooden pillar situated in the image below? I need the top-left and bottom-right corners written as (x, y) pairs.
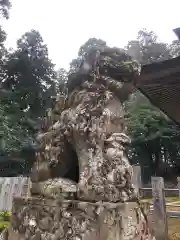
top-left (132, 164), bottom-right (142, 196)
top-left (27, 178), bottom-right (32, 198)
top-left (177, 177), bottom-right (180, 197)
top-left (151, 177), bottom-right (168, 240)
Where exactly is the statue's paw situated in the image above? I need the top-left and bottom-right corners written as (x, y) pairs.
top-left (0, 228), bottom-right (8, 240)
top-left (105, 133), bottom-right (131, 144)
top-left (31, 178), bottom-right (77, 199)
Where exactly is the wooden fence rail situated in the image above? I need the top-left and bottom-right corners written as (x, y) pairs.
top-left (132, 165), bottom-right (180, 239)
top-left (0, 177), bottom-right (29, 211)
top-left (132, 165), bottom-right (180, 197)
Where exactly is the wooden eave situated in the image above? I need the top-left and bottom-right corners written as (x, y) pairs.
top-left (136, 56), bottom-right (180, 124)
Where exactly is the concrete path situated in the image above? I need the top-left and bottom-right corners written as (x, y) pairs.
top-left (166, 201), bottom-right (180, 206)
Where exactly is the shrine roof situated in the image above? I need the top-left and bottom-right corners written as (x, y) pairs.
top-left (136, 56), bottom-right (180, 124)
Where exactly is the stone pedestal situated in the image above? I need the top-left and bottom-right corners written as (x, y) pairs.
top-left (6, 197), bottom-right (155, 240)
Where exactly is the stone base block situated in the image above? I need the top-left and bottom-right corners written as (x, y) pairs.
top-left (6, 197), bottom-right (155, 240)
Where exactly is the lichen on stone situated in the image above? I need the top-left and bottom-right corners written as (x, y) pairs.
top-left (1, 47), bottom-right (156, 240)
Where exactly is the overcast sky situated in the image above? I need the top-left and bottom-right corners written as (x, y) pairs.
top-left (2, 0), bottom-right (180, 70)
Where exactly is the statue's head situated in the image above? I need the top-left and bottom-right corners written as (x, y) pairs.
top-left (98, 47), bottom-right (141, 82)
top-left (67, 47), bottom-right (141, 98)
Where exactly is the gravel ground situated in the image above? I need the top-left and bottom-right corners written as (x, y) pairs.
top-left (168, 217), bottom-right (180, 240)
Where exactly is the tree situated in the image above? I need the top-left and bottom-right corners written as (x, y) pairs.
top-left (0, 2), bottom-right (53, 174)
top-left (56, 68), bottom-right (68, 94)
top-left (125, 29), bottom-right (180, 181)
top-left (126, 40), bottom-right (142, 62)
top-left (69, 38), bottom-right (107, 74)
top-left (3, 30), bottom-right (56, 119)
top-left (126, 29), bottom-right (171, 64)
top-left (78, 38), bottom-right (106, 57)
top-left (0, 102), bottom-right (33, 153)
top-left (0, 0), bottom-right (11, 84)
top-left (126, 91), bottom-right (180, 181)
top-left (0, 28), bottom-right (56, 156)
top-left (0, 0), bottom-right (11, 19)
top-left (169, 40), bottom-right (180, 57)
top-left (0, 25), bottom-right (7, 83)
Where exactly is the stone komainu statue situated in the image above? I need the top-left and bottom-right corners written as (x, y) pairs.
top-left (31, 47), bottom-right (140, 202)
top-left (3, 47), bottom-right (155, 240)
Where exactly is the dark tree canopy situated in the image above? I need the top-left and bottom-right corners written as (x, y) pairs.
top-left (0, 0), bottom-right (11, 19)
top-left (3, 30), bottom-right (56, 119)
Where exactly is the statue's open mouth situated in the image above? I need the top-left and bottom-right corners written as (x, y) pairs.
top-left (49, 139), bottom-right (80, 183)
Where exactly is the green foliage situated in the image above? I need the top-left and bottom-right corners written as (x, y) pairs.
top-left (0, 211), bottom-right (11, 219)
top-left (3, 29), bottom-right (56, 119)
top-left (0, 211), bottom-right (11, 230)
top-left (126, 29), bottom-right (171, 64)
top-left (126, 92), bottom-right (180, 180)
top-left (169, 40), bottom-right (180, 57)
top-left (0, 101), bottom-right (33, 153)
top-left (123, 29), bottom-right (180, 181)
top-left (78, 38), bottom-right (106, 56)
top-left (0, 0), bottom-right (11, 19)
top-left (69, 38), bottom-right (107, 74)
top-left (0, 0), bottom-right (10, 84)
top-left (126, 92), bottom-right (174, 142)
top-left (56, 68), bottom-right (68, 93)
top-left (0, 221), bottom-right (9, 230)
